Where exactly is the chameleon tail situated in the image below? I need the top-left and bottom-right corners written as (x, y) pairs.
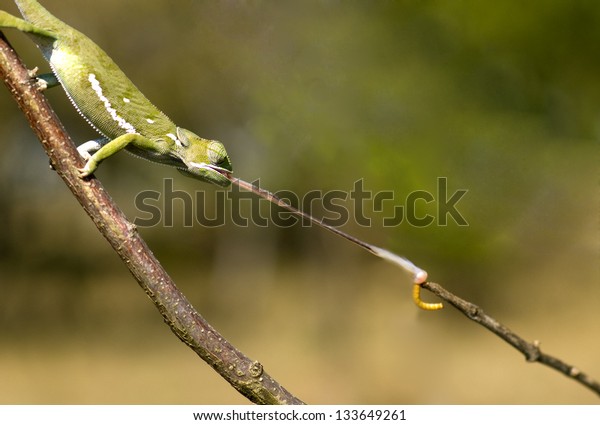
top-left (14, 0), bottom-right (65, 33)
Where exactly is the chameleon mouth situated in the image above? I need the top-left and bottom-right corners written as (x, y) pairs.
top-left (189, 162), bottom-right (233, 179)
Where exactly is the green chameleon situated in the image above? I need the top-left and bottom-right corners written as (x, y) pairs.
top-left (2, 1), bottom-right (438, 297)
top-left (0, 0), bottom-right (233, 186)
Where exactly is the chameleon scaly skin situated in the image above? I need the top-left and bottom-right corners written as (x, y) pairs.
top-left (1, 0), bottom-right (232, 186)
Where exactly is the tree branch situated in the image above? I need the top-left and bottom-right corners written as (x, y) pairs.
top-left (421, 281), bottom-right (600, 397)
top-left (0, 30), bottom-right (304, 406)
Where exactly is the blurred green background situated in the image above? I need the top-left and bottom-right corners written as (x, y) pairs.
top-left (0, 0), bottom-right (598, 404)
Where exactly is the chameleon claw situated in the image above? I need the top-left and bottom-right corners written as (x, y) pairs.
top-left (27, 67), bottom-right (50, 91)
top-left (27, 66), bottom-right (40, 78)
top-left (413, 283), bottom-right (443, 311)
top-left (35, 78), bottom-right (49, 91)
top-left (76, 166), bottom-right (93, 179)
top-left (27, 67), bottom-right (47, 91)
top-left (76, 156), bottom-right (99, 178)
top-left (34, 72), bottom-right (60, 91)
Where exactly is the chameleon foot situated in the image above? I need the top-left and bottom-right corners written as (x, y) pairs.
top-left (77, 167), bottom-right (93, 179)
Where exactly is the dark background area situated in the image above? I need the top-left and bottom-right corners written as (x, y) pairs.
top-left (0, 0), bottom-right (598, 403)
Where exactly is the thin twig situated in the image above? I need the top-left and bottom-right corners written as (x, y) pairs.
top-left (227, 175), bottom-right (600, 398)
top-left (0, 30), bottom-right (304, 405)
top-left (421, 281), bottom-right (600, 397)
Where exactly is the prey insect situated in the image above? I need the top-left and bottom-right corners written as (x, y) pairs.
top-left (412, 284), bottom-right (444, 311)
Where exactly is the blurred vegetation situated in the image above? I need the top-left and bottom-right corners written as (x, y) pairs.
top-left (0, 0), bottom-right (598, 403)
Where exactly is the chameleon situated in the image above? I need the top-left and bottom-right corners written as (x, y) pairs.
top-left (2, 1), bottom-right (439, 307)
top-left (0, 0), bottom-right (232, 186)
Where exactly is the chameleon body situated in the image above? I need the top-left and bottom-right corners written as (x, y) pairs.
top-left (0, 0), bottom-right (232, 186)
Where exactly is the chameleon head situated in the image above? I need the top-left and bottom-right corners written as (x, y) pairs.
top-left (175, 127), bottom-right (233, 187)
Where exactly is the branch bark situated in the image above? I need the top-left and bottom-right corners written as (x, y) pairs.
top-left (0, 30), bottom-right (304, 405)
top-left (421, 281), bottom-right (600, 397)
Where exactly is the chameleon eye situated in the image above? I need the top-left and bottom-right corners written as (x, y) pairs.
top-left (208, 141), bottom-right (228, 165)
top-left (175, 127), bottom-right (191, 147)
top-left (177, 136), bottom-right (189, 148)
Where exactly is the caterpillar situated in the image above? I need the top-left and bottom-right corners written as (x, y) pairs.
top-left (412, 284), bottom-right (443, 311)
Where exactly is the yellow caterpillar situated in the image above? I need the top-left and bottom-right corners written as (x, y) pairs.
top-left (412, 284), bottom-right (443, 311)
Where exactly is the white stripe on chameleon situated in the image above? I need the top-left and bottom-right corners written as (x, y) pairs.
top-left (167, 133), bottom-right (182, 147)
top-left (123, 98), bottom-right (131, 103)
top-left (88, 73), bottom-right (137, 134)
